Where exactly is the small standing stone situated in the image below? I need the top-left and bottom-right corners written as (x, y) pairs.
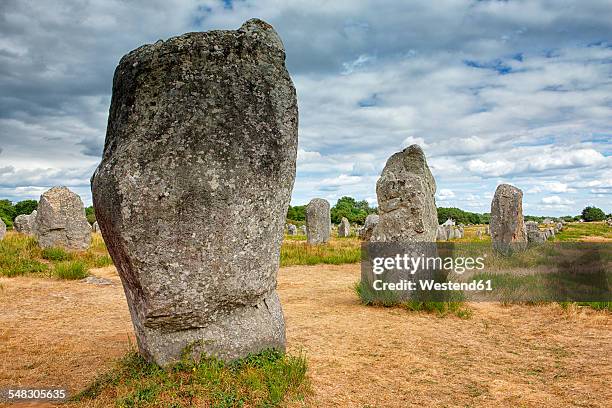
top-left (306, 198), bottom-right (331, 244)
top-left (287, 224), bottom-right (297, 236)
top-left (525, 221), bottom-right (545, 243)
top-left (436, 225), bottom-right (448, 241)
top-left (34, 187), bottom-right (91, 250)
top-left (338, 217), bottom-right (350, 237)
top-left (300, 225), bottom-right (307, 235)
top-left (360, 214), bottom-right (379, 241)
top-left (14, 210), bottom-right (38, 235)
top-left (0, 218), bottom-right (6, 240)
top-left (92, 221), bottom-right (100, 233)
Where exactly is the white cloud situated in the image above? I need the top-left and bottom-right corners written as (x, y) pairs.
top-left (297, 149), bottom-right (322, 163)
top-left (436, 189), bottom-right (455, 200)
top-left (541, 195), bottom-right (574, 205)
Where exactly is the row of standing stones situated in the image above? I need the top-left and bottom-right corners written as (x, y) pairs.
top-left (0, 19), bottom-right (588, 366)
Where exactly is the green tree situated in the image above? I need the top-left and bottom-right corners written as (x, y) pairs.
top-left (0, 199), bottom-right (16, 228)
top-left (13, 200), bottom-right (38, 218)
top-left (581, 206), bottom-right (606, 222)
top-left (286, 205), bottom-right (306, 222)
top-left (85, 206), bottom-right (97, 224)
top-left (330, 196), bottom-right (376, 225)
top-left (437, 207), bottom-right (484, 225)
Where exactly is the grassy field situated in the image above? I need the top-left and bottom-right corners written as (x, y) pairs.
top-left (0, 231), bottom-right (363, 278)
top-left (281, 236), bottom-right (361, 266)
top-left (74, 349), bottom-right (310, 407)
top-left (0, 231), bottom-right (112, 279)
top-left (554, 221), bottom-right (612, 241)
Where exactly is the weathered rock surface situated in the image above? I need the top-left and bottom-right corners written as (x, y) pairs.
top-left (14, 210), bottom-right (37, 235)
top-left (0, 218), bottom-right (5, 240)
top-left (360, 214), bottom-right (379, 241)
top-left (436, 225), bottom-right (448, 241)
top-left (525, 221), bottom-right (545, 243)
top-left (91, 19), bottom-right (298, 366)
top-left (371, 145), bottom-right (437, 242)
top-left (287, 224), bottom-right (297, 236)
top-left (490, 184), bottom-right (527, 253)
top-left (338, 217), bottom-right (350, 237)
top-left (305, 198), bottom-right (331, 244)
top-left (34, 187), bottom-right (91, 250)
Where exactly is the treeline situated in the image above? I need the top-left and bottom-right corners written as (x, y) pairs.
top-left (287, 196), bottom-right (377, 225)
top-left (0, 199), bottom-right (38, 228)
top-left (0, 199), bottom-right (97, 228)
top-left (288, 200), bottom-right (609, 226)
top-left (437, 207), bottom-right (487, 225)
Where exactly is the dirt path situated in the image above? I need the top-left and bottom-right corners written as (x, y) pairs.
top-left (1, 264), bottom-right (610, 407)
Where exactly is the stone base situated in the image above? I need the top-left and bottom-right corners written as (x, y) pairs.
top-left (132, 291), bottom-right (286, 366)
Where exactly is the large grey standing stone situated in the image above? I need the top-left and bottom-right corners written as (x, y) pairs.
top-left (490, 184), bottom-right (527, 254)
top-left (338, 217), bottom-right (350, 237)
top-left (363, 145), bottom-right (437, 302)
top-left (360, 214), bottom-right (379, 241)
top-left (0, 218), bottom-right (5, 240)
top-left (91, 19), bottom-right (298, 366)
top-left (371, 145), bottom-right (438, 242)
top-left (34, 187), bottom-right (91, 250)
top-left (14, 210), bottom-right (37, 235)
top-left (305, 198), bottom-right (331, 244)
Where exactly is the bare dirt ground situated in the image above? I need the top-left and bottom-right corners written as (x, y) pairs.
top-left (1, 264), bottom-right (610, 408)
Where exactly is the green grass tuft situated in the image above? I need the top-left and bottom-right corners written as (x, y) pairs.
top-left (42, 247), bottom-right (73, 261)
top-left (53, 260), bottom-right (88, 280)
top-left (354, 280), bottom-right (472, 318)
top-left (0, 233), bottom-right (48, 277)
top-left (73, 349), bottom-right (310, 407)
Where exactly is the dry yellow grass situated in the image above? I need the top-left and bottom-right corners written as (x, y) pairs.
top-left (0, 264), bottom-right (610, 407)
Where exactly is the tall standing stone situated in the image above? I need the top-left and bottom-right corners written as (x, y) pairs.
top-left (305, 198), bottom-right (330, 244)
top-left (0, 218), bottom-right (5, 240)
top-left (338, 217), bottom-right (350, 237)
top-left (34, 187), bottom-right (91, 250)
top-left (91, 19), bottom-right (298, 365)
top-left (363, 145), bottom-right (437, 302)
top-left (371, 145), bottom-right (438, 242)
top-left (14, 210), bottom-right (37, 235)
top-left (490, 184), bottom-right (527, 254)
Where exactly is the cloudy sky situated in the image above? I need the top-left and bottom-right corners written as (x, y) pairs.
top-left (1, 0), bottom-right (610, 216)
